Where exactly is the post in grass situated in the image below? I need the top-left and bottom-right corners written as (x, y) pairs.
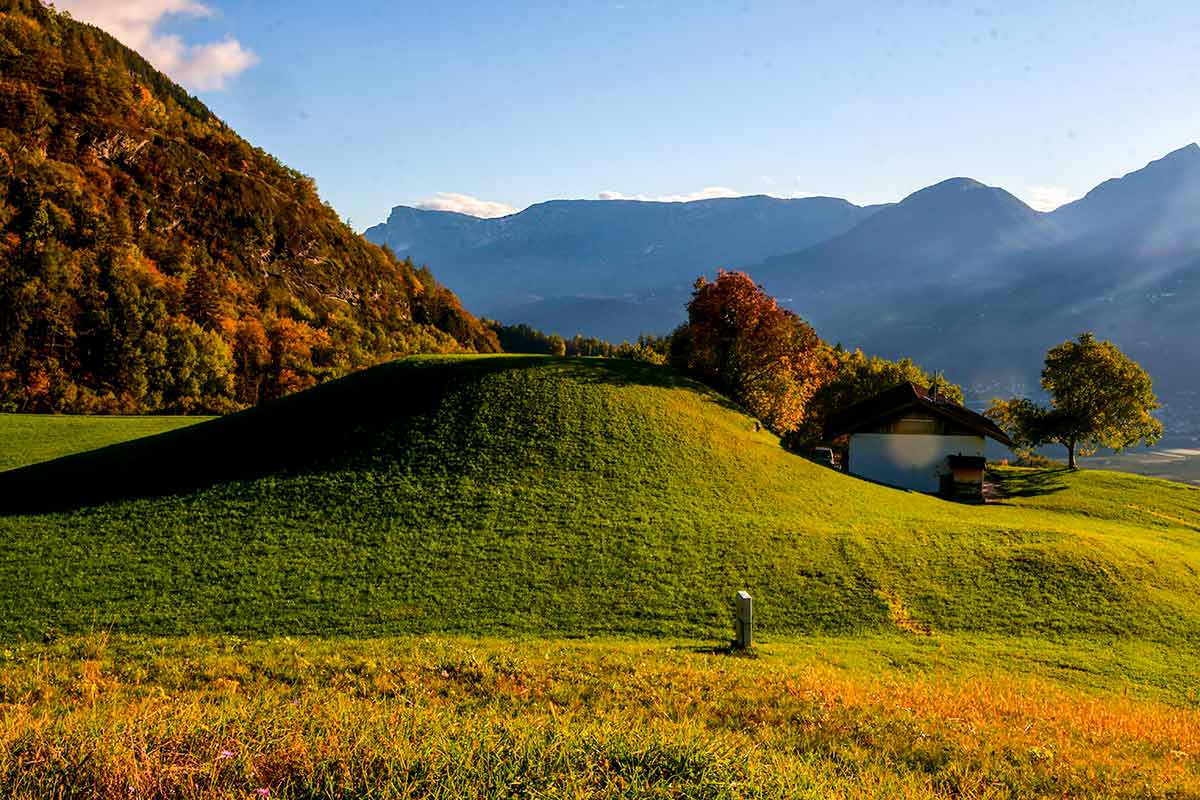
top-left (734, 591), bottom-right (753, 650)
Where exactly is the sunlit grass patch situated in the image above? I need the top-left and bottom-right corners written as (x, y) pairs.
top-left (0, 412), bottom-right (205, 472)
top-left (1, 634), bottom-right (1198, 798)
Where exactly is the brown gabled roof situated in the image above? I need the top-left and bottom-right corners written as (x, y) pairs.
top-left (826, 382), bottom-right (1014, 447)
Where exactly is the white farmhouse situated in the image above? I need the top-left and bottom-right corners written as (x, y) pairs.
top-left (826, 382), bottom-right (1013, 499)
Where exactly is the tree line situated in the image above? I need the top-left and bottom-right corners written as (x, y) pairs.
top-left (669, 270), bottom-right (1161, 462)
top-left (483, 322), bottom-right (669, 363)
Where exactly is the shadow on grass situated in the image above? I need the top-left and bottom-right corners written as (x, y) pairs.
top-left (685, 643), bottom-right (760, 658)
top-left (0, 358), bottom-right (463, 515)
top-left (989, 467), bottom-right (1072, 500)
top-left (0, 356), bottom-right (743, 515)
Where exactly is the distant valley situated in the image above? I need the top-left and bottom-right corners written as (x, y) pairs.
top-left (366, 144), bottom-right (1200, 440)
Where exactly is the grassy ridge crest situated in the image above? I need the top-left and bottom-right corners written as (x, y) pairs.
top-left (0, 355), bottom-right (1198, 641)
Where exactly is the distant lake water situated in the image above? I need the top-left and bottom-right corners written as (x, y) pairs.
top-left (1079, 440), bottom-right (1200, 486)
top-left (983, 436), bottom-right (1200, 486)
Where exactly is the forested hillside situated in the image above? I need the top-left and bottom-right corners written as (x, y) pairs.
top-left (0, 0), bottom-right (497, 413)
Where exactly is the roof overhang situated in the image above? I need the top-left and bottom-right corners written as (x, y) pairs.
top-left (826, 383), bottom-right (1014, 448)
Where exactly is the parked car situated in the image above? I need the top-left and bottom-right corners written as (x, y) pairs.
top-left (812, 447), bottom-right (837, 468)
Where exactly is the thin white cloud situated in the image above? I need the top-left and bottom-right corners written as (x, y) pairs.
top-left (791, 176), bottom-right (821, 198)
top-left (779, 189), bottom-right (820, 199)
top-left (597, 185), bottom-right (832, 202)
top-left (771, 176), bottom-right (827, 200)
top-left (57, 0), bottom-right (257, 91)
top-left (597, 186), bottom-right (744, 203)
top-left (1023, 185), bottom-right (1082, 212)
top-left (415, 192), bottom-right (518, 219)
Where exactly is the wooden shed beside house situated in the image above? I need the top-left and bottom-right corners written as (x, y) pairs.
top-left (826, 382), bottom-right (1013, 500)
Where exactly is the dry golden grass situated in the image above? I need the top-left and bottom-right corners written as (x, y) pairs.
top-left (1, 634), bottom-right (1197, 798)
top-left (877, 589), bottom-right (932, 636)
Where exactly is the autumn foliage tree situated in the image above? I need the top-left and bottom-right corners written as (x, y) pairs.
top-left (671, 271), bottom-right (829, 435)
top-left (0, 2), bottom-right (498, 414)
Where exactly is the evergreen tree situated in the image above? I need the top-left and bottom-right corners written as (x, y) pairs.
top-left (183, 248), bottom-right (223, 332)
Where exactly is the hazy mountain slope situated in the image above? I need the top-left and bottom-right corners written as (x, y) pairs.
top-left (0, 0), bottom-right (496, 414)
top-left (838, 148), bottom-right (1200, 408)
top-left (365, 195), bottom-right (883, 312)
top-left (849, 240), bottom-right (1200, 408)
top-left (754, 178), bottom-right (1062, 303)
top-left (1052, 144), bottom-right (1200, 246)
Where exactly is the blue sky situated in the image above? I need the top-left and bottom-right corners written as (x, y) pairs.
top-left (63, 1), bottom-right (1200, 228)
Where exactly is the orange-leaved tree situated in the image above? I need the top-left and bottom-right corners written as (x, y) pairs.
top-left (671, 270), bottom-right (830, 434)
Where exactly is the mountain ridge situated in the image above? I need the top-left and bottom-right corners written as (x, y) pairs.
top-left (748, 174), bottom-right (1062, 321)
top-left (365, 193), bottom-right (885, 312)
top-left (1049, 143), bottom-right (1200, 249)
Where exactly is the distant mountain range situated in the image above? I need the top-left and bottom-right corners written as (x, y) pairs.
top-left (365, 195), bottom-right (883, 324)
top-left (366, 144), bottom-right (1200, 437)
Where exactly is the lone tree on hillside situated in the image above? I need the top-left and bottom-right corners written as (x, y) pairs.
top-left (986, 333), bottom-right (1162, 468)
top-left (671, 270), bottom-right (829, 434)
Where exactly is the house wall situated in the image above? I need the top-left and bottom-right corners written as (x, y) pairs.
top-left (848, 433), bottom-right (985, 493)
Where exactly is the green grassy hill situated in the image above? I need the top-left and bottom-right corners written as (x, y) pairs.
top-left (0, 414), bottom-right (206, 472)
top-left (1, 355), bottom-right (1198, 642)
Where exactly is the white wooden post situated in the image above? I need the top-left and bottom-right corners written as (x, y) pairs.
top-left (735, 591), bottom-right (753, 649)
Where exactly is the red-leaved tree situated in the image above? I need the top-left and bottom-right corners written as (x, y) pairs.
top-left (671, 271), bottom-right (830, 434)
